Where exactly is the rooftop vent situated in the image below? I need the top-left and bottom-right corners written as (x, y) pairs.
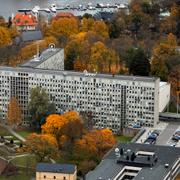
top-left (165, 164), bottom-right (169, 168)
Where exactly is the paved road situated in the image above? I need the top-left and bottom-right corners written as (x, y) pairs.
top-left (156, 122), bottom-right (179, 145)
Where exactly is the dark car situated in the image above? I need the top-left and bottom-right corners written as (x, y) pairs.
top-left (133, 124), bottom-right (141, 129)
top-left (148, 133), bottom-right (158, 140)
top-left (144, 138), bottom-right (155, 145)
top-left (172, 135), bottom-right (179, 141)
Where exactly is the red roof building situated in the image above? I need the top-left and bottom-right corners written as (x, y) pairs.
top-left (13, 13), bottom-right (38, 31)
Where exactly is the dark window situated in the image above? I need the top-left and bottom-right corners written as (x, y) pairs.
top-left (63, 177), bottom-right (66, 180)
top-left (44, 175), bottom-right (46, 179)
top-left (54, 176), bottom-right (56, 179)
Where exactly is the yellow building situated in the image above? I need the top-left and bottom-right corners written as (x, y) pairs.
top-left (36, 163), bottom-right (77, 180)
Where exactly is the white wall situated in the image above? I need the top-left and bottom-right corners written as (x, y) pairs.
top-left (159, 82), bottom-right (170, 112)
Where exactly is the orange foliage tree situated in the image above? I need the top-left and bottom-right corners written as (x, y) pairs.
top-left (7, 97), bottom-right (22, 127)
top-left (26, 133), bottom-right (58, 161)
top-left (0, 26), bottom-right (12, 47)
top-left (46, 17), bottom-right (79, 39)
top-left (41, 111), bottom-right (83, 149)
top-left (89, 41), bottom-right (119, 73)
top-left (80, 18), bottom-right (109, 39)
top-left (74, 129), bottom-right (116, 161)
top-left (151, 33), bottom-right (178, 80)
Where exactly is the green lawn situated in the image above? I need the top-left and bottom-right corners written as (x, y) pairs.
top-left (0, 169), bottom-right (35, 180)
top-left (0, 174), bottom-right (33, 180)
top-left (115, 136), bottom-right (132, 142)
top-left (0, 126), bottom-right (11, 136)
top-left (168, 101), bottom-right (180, 113)
top-left (15, 130), bottom-right (32, 139)
top-left (11, 155), bottom-right (37, 168)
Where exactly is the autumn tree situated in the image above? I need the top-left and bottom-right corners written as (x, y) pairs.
top-left (41, 111), bottom-right (83, 150)
top-left (65, 32), bottom-right (91, 71)
top-left (81, 18), bottom-right (109, 39)
top-left (26, 133), bottom-right (58, 162)
top-left (46, 17), bottom-right (79, 42)
top-left (151, 33), bottom-right (178, 80)
top-left (168, 65), bottom-right (180, 101)
top-left (74, 129), bottom-right (115, 161)
top-left (0, 27), bottom-right (11, 47)
top-left (7, 97), bottom-right (22, 127)
top-left (128, 0), bottom-right (153, 37)
top-left (28, 86), bottom-right (56, 128)
top-left (89, 41), bottom-right (119, 73)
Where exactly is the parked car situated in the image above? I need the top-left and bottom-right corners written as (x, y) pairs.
top-left (152, 130), bottom-right (160, 136)
top-left (172, 135), bottom-right (179, 142)
top-left (144, 138), bottom-right (155, 145)
top-left (133, 124), bottom-right (141, 129)
top-left (174, 131), bottom-right (180, 140)
top-left (168, 139), bottom-right (177, 147)
top-left (148, 133), bottom-right (158, 140)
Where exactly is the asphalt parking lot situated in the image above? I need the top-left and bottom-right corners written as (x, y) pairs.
top-left (155, 122), bottom-right (180, 145)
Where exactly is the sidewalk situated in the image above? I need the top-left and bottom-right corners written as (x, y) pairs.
top-left (1, 124), bottom-right (26, 142)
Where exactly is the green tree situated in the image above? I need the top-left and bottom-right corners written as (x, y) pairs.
top-left (126, 47), bottom-right (150, 76)
top-left (28, 86), bottom-right (56, 128)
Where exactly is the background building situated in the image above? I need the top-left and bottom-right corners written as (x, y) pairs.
top-left (0, 48), bottom-right (170, 132)
top-left (12, 13), bottom-right (38, 31)
top-left (19, 47), bottom-right (64, 71)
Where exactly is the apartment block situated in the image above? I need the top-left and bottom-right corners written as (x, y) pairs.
top-left (0, 66), bottom-right (161, 132)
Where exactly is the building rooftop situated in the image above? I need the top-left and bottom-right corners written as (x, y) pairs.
top-left (0, 66), bottom-right (159, 83)
top-left (36, 163), bottom-right (76, 174)
top-left (86, 143), bottom-right (180, 180)
top-left (12, 13), bottom-right (37, 26)
top-left (19, 48), bottom-right (61, 68)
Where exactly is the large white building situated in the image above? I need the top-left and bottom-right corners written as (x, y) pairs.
top-left (0, 47), bottom-right (170, 132)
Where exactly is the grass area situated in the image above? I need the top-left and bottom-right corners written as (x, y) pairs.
top-left (168, 102), bottom-right (177, 113)
top-left (0, 174), bottom-right (33, 180)
top-left (0, 126), bottom-right (11, 136)
top-left (11, 155), bottom-right (37, 168)
top-left (0, 168), bottom-right (35, 180)
top-left (115, 135), bottom-right (132, 142)
top-left (15, 130), bottom-right (32, 139)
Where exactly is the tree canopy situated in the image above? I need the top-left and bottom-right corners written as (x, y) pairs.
top-left (28, 86), bottom-right (56, 128)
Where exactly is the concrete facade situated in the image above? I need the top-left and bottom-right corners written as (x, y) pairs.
top-left (0, 66), bottom-right (160, 132)
top-left (36, 171), bottom-right (77, 180)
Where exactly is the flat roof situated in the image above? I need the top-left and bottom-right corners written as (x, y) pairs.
top-left (19, 48), bottom-right (62, 68)
top-left (36, 163), bottom-right (76, 174)
top-left (86, 143), bottom-right (180, 180)
top-left (0, 66), bottom-right (159, 83)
